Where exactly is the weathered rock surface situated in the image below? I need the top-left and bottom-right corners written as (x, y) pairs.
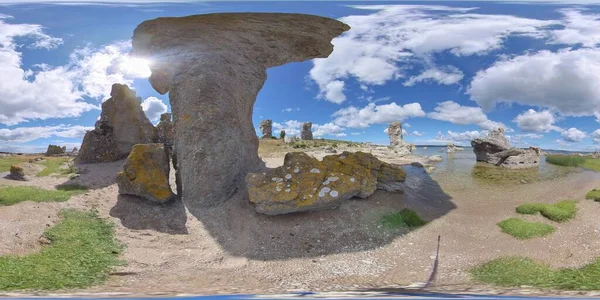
top-left (45, 145), bottom-right (65, 156)
top-left (77, 84), bottom-right (158, 163)
top-left (259, 120), bottom-right (273, 139)
top-left (301, 122), bottom-right (313, 140)
top-left (471, 128), bottom-right (540, 168)
top-left (246, 151), bottom-right (406, 215)
top-left (131, 13), bottom-right (349, 208)
top-left (116, 144), bottom-right (176, 203)
top-left (388, 122), bottom-right (413, 157)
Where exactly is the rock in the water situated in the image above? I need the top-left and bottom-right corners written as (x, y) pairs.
top-left (446, 143), bottom-right (464, 153)
top-left (116, 143), bottom-right (176, 203)
top-left (301, 122), bottom-right (313, 140)
top-left (323, 146), bottom-right (337, 153)
top-left (471, 128), bottom-right (540, 168)
top-left (131, 13), bottom-right (349, 208)
top-left (388, 122), bottom-right (413, 157)
top-left (45, 145), bottom-right (65, 156)
top-left (246, 151), bottom-right (406, 215)
top-left (428, 155), bottom-right (443, 162)
top-left (77, 84), bottom-right (158, 164)
top-left (259, 119), bottom-right (273, 139)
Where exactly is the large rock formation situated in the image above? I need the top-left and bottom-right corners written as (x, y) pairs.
top-left (259, 119), bottom-right (273, 139)
top-left (388, 122), bottom-right (413, 157)
top-left (116, 144), bottom-right (176, 203)
top-left (131, 13), bottom-right (349, 208)
top-left (301, 122), bottom-right (313, 140)
top-left (471, 128), bottom-right (541, 169)
top-left (246, 151), bottom-right (406, 215)
top-left (76, 84), bottom-right (158, 163)
top-left (45, 145), bottom-right (65, 156)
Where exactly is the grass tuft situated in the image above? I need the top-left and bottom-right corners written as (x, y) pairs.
top-left (55, 183), bottom-right (88, 193)
top-left (36, 157), bottom-right (72, 177)
top-left (381, 209), bottom-right (427, 229)
top-left (516, 200), bottom-right (577, 222)
top-left (497, 218), bottom-right (555, 239)
top-left (0, 186), bottom-right (77, 206)
top-left (545, 155), bottom-right (586, 167)
top-left (585, 188), bottom-right (600, 202)
top-left (0, 209), bottom-right (123, 290)
top-left (472, 256), bottom-right (600, 290)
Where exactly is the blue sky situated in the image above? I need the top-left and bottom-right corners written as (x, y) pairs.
top-left (3, 1), bottom-right (600, 152)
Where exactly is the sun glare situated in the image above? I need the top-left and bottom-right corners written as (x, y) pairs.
top-left (119, 57), bottom-right (152, 78)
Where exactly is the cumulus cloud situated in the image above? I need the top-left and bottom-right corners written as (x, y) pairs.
top-left (427, 101), bottom-right (505, 130)
top-left (273, 120), bottom-right (346, 138)
top-left (592, 129), bottom-right (600, 143)
top-left (313, 122), bottom-right (345, 137)
top-left (411, 131), bottom-right (424, 136)
top-left (513, 109), bottom-right (561, 133)
top-left (550, 9), bottom-right (600, 47)
top-left (0, 125), bottom-right (92, 143)
top-left (446, 130), bottom-right (482, 141)
top-left (0, 16), bottom-right (151, 125)
top-left (309, 4), bottom-right (556, 103)
top-left (561, 127), bottom-right (586, 142)
top-left (468, 48), bottom-right (600, 118)
top-left (332, 102), bottom-right (425, 128)
top-left (141, 97), bottom-right (167, 122)
top-left (516, 133), bottom-right (544, 139)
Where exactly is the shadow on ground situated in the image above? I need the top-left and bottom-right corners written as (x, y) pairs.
top-left (59, 160), bottom-right (125, 190)
top-left (109, 195), bottom-right (188, 234)
top-left (185, 165), bottom-right (456, 260)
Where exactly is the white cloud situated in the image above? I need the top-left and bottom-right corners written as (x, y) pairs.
top-left (0, 125), bottom-right (92, 143)
top-left (446, 130), bottom-right (482, 141)
top-left (273, 120), bottom-right (346, 138)
top-left (309, 4), bottom-right (556, 103)
top-left (550, 9), bottom-right (600, 47)
top-left (273, 120), bottom-right (303, 136)
top-left (592, 129), bottom-right (600, 143)
top-left (141, 97), bottom-right (167, 122)
top-left (516, 133), bottom-right (544, 139)
top-left (350, 132), bottom-right (361, 136)
top-left (561, 127), bottom-right (586, 142)
top-left (513, 109), bottom-right (561, 133)
top-left (468, 48), bottom-right (600, 118)
top-left (0, 16), bottom-right (151, 126)
top-left (411, 131), bottom-right (424, 136)
top-left (333, 102), bottom-right (425, 128)
top-left (282, 107), bottom-right (300, 112)
top-left (313, 122), bottom-right (345, 137)
top-left (427, 101), bottom-right (505, 130)
top-left (403, 123), bottom-right (411, 128)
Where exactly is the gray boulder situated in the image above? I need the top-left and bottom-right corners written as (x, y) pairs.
top-left (131, 13), bottom-right (349, 208)
top-left (259, 119), bottom-right (272, 139)
top-left (471, 128), bottom-right (540, 168)
top-left (76, 84), bottom-right (158, 163)
top-left (301, 122), bottom-right (313, 140)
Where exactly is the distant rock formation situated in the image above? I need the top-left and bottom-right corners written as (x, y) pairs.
top-left (157, 113), bottom-right (174, 147)
top-left (116, 144), bottom-right (176, 203)
top-left (471, 128), bottom-right (540, 169)
top-left (131, 13), bottom-right (349, 208)
top-left (446, 143), bottom-right (464, 153)
top-left (301, 122), bottom-right (313, 140)
top-left (45, 145), bottom-right (65, 156)
top-left (259, 120), bottom-right (273, 139)
top-left (388, 122), bottom-right (413, 157)
top-left (246, 151), bottom-right (406, 215)
top-left (76, 84), bottom-right (158, 163)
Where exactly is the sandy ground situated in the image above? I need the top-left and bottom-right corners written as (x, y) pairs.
top-left (2, 141), bottom-right (600, 297)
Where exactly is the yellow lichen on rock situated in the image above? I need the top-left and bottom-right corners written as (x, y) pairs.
top-left (116, 143), bottom-right (175, 203)
top-left (246, 151), bottom-right (406, 215)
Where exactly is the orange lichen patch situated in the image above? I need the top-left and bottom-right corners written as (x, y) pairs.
top-left (10, 165), bottom-right (24, 173)
top-left (118, 144), bottom-right (174, 202)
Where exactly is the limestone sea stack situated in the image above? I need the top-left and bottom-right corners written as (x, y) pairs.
top-left (301, 122), bottom-right (313, 140)
top-left (388, 122), bottom-right (413, 157)
top-left (471, 128), bottom-right (541, 169)
top-left (259, 119), bottom-right (273, 139)
top-left (131, 13), bottom-right (350, 208)
top-left (76, 84), bottom-right (158, 163)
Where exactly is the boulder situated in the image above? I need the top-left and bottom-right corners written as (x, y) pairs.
top-left (9, 165), bottom-right (26, 181)
top-left (428, 155), bottom-right (443, 162)
top-left (76, 84), bottom-right (158, 163)
top-left (471, 128), bottom-right (540, 168)
top-left (116, 144), bottom-right (176, 203)
top-left (8, 163), bottom-right (43, 181)
top-left (45, 145), bottom-right (65, 156)
top-left (259, 119), bottom-right (273, 139)
top-left (246, 151), bottom-right (406, 215)
top-left (131, 13), bottom-right (349, 208)
top-left (301, 122), bottom-right (313, 140)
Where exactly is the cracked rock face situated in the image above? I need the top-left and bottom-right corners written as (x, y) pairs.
top-left (131, 13), bottom-right (349, 207)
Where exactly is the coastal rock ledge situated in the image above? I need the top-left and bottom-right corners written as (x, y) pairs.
top-left (471, 128), bottom-right (541, 169)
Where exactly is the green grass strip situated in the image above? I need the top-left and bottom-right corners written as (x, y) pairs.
top-left (36, 158), bottom-right (72, 177)
top-left (0, 209), bottom-right (123, 290)
top-left (585, 189), bottom-right (600, 202)
top-left (497, 218), bottom-right (555, 239)
top-left (516, 200), bottom-right (577, 222)
top-left (0, 186), bottom-right (86, 206)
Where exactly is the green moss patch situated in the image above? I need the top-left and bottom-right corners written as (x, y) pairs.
top-left (497, 218), bottom-right (555, 239)
top-left (0, 186), bottom-right (78, 206)
top-left (381, 209), bottom-right (427, 229)
top-left (472, 256), bottom-right (600, 290)
top-left (0, 209), bottom-right (123, 290)
top-left (516, 200), bottom-right (577, 222)
top-left (585, 189), bottom-right (600, 202)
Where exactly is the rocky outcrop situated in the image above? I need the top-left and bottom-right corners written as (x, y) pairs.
top-left (45, 145), bottom-right (65, 156)
top-left (388, 122), bottom-right (413, 157)
top-left (259, 120), bottom-right (273, 139)
top-left (131, 13), bottom-right (349, 208)
top-left (76, 84), bottom-right (158, 163)
top-left (471, 128), bottom-right (540, 169)
top-left (446, 144), bottom-right (464, 153)
top-left (301, 122), bottom-right (313, 140)
top-left (116, 144), bottom-right (176, 203)
top-left (246, 151), bottom-right (406, 215)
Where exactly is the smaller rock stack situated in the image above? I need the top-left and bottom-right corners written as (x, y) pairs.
top-left (157, 113), bottom-right (174, 148)
top-left (259, 119), bottom-right (273, 139)
top-left (471, 128), bottom-right (541, 169)
top-left (388, 122), bottom-right (414, 157)
top-left (301, 122), bottom-right (313, 140)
